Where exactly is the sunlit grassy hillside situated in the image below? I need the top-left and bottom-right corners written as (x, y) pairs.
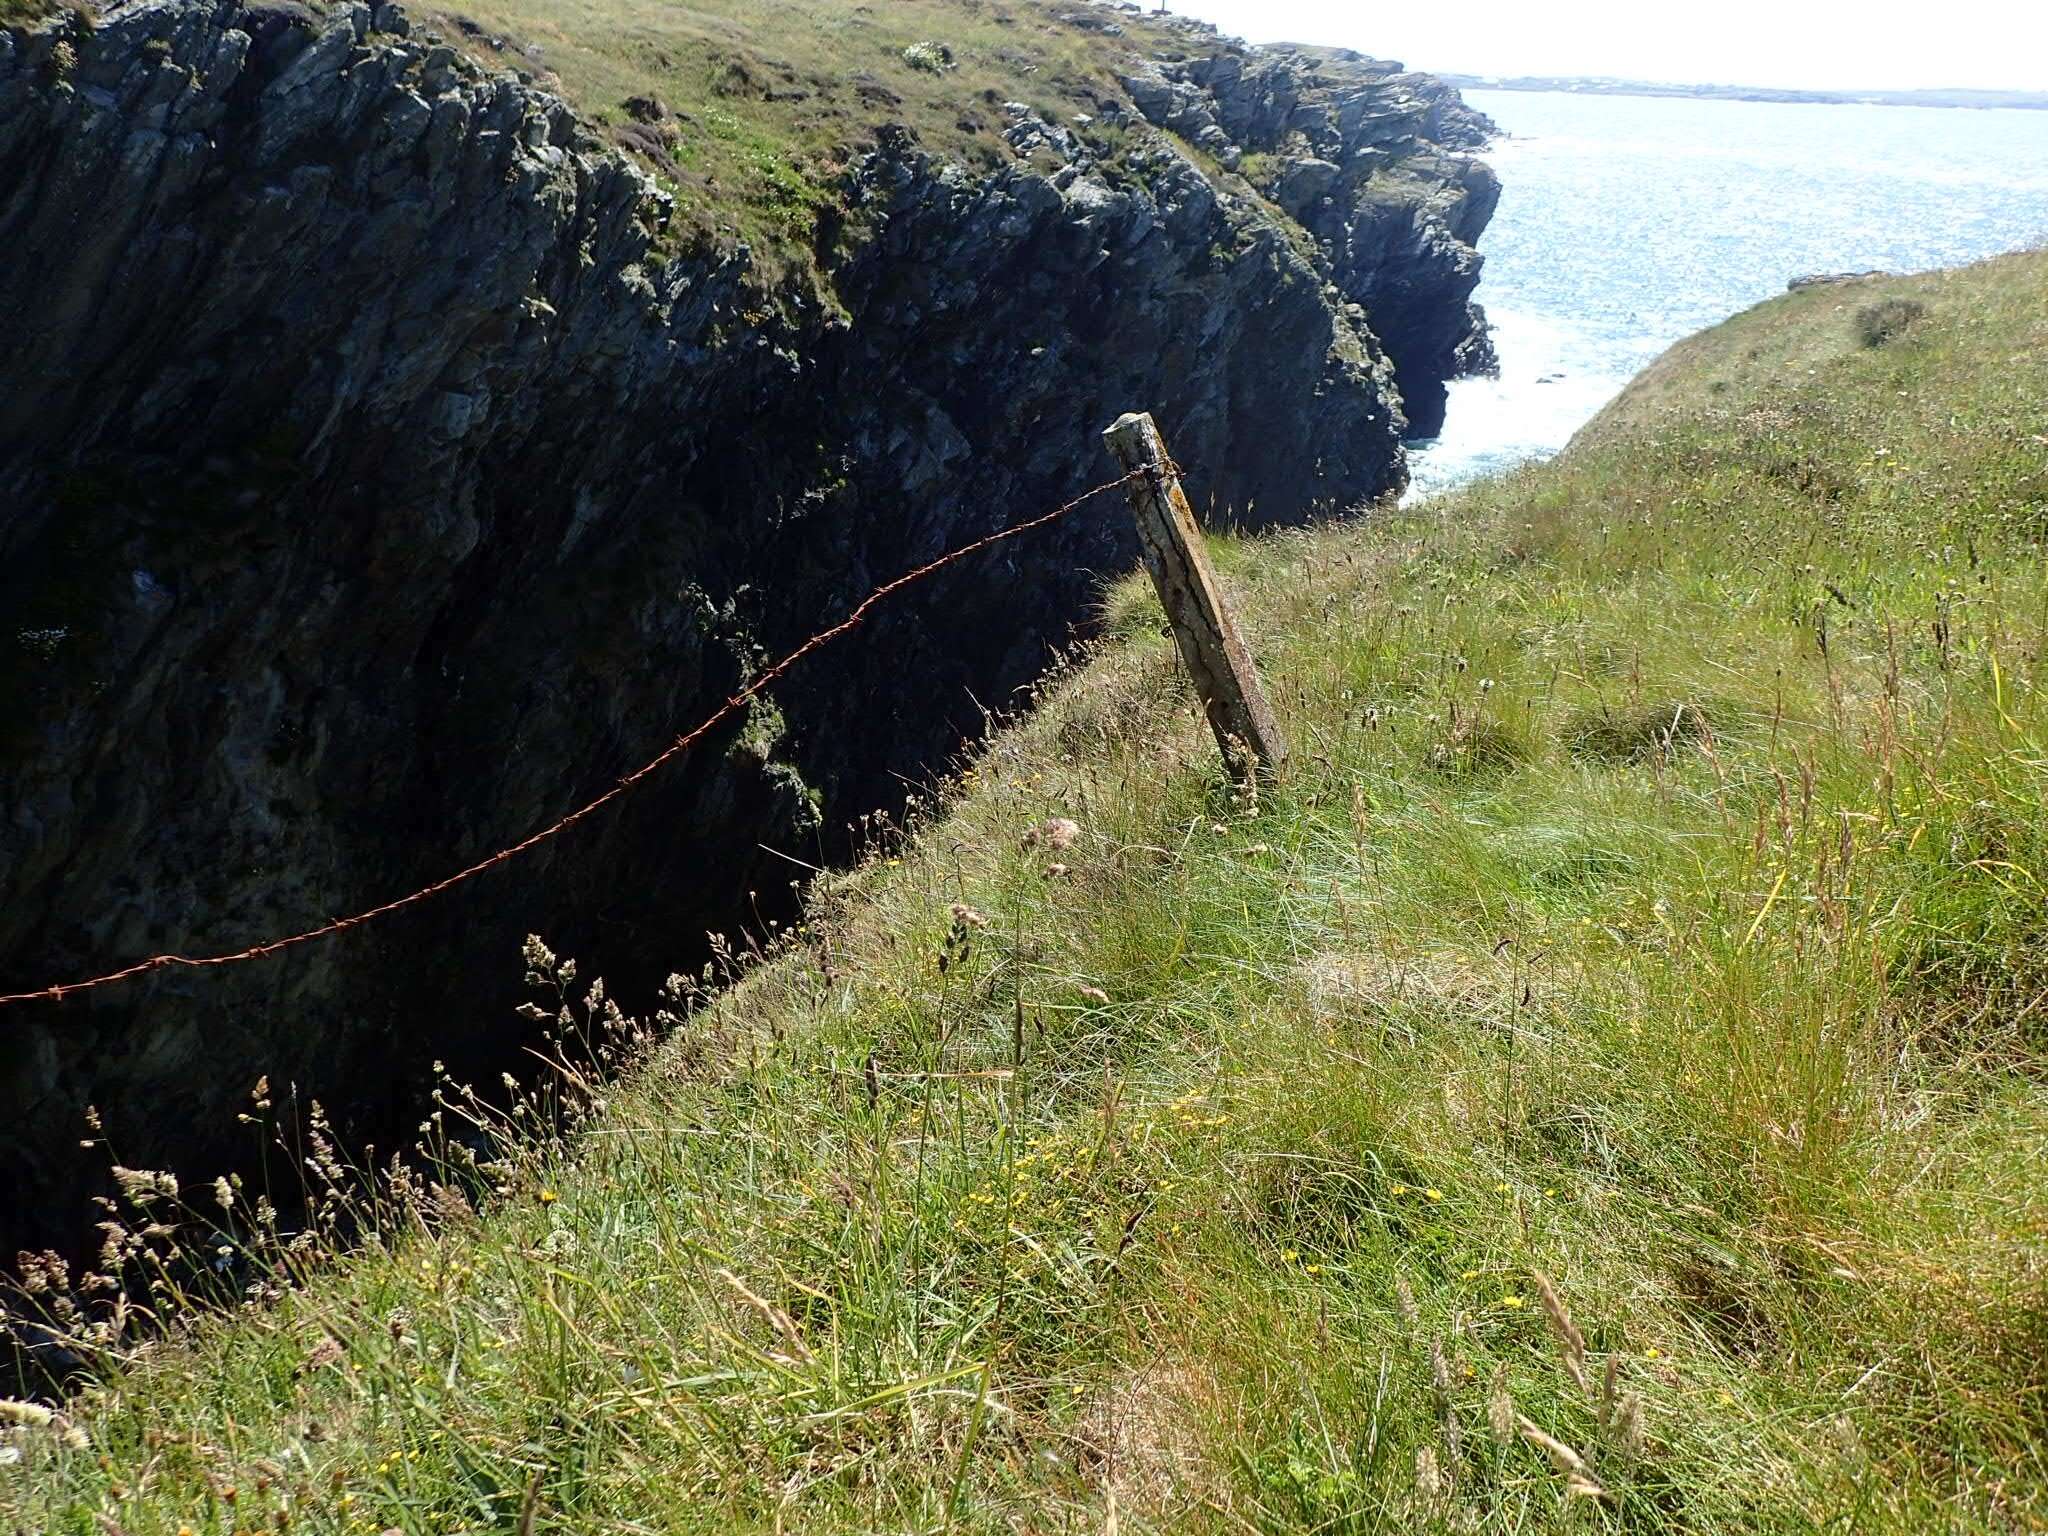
top-left (5, 253), bottom-right (2046, 1532)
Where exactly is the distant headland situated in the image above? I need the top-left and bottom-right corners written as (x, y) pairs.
top-left (1440, 74), bottom-right (2048, 111)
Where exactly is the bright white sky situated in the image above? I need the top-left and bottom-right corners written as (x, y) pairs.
top-left (1163, 1), bottom-right (2048, 93)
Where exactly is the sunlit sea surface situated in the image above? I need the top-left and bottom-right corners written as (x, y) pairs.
top-left (1406, 89), bottom-right (2048, 497)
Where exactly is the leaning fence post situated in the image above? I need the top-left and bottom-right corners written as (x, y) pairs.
top-left (1102, 411), bottom-right (1287, 780)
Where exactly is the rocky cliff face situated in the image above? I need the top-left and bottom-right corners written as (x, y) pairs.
top-left (1118, 44), bottom-right (1499, 436)
top-left (0, 0), bottom-right (1494, 1249)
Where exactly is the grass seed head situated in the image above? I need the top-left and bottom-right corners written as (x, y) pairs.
top-left (1532, 1271), bottom-right (1588, 1395)
top-left (1487, 1364), bottom-right (1514, 1442)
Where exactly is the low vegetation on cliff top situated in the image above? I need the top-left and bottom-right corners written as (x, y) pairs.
top-left (6, 253), bottom-right (2048, 1531)
top-left (426, 0), bottom-right (1207, 256)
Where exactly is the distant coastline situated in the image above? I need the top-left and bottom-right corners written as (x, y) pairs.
top-left (1441, 74), bottom-right (2048, 112)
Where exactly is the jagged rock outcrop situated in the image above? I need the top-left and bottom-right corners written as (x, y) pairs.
top-left (0, 0), bottom-right (1493, 1249)
top-left (1119, 43), bottom-right (1499, 434)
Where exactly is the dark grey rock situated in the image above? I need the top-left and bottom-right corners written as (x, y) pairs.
top-left (1124, 41), bottom-right (1500, 432)
top-left (1788, 270), bottom-right (1890, 290)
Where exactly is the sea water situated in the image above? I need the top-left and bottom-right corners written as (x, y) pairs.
top-left (1406, 89), bottom-right (2048, 496)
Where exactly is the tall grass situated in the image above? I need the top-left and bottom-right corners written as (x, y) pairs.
top-left (4, 252), bottom-right (2046, 1532)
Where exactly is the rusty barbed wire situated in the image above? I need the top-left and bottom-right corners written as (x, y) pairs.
top-left (0, 470), bottom-right (1143, 1008)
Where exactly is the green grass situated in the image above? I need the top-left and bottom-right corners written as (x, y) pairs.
top-left (424, 0), bottom-right (1217, 271)
top-left (6, 252), bottom-right (2048, 1532)
top-left (0, 0), bottom-right (67, 27)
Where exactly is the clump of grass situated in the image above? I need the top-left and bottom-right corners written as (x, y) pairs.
top-left (1562, 698), bottom-right (1714, 763)
top-left (1426, 708), bottom-right (1529, 778)
top-left (6, 251), bottom-right (2048, 1533)
top-left (900, 39), bottom-right (953, 74)
top-left (0, 0), bottom-right (65, 27)
top-left (1853, 296), bottom-right (1928, 347)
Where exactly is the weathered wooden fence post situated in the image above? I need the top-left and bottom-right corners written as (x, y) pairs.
top-left (1102, 411), bottom-right (1287, 780)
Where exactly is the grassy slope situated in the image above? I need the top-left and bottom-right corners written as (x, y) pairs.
top-left (429, 0), bottom-right (1213, 265)
top-left (7, 255), bottom-right (2048, 1532)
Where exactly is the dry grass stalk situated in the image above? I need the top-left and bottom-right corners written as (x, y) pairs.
top-left (717, 1268), bottom-right (815, 1365)
top-left (1079, 1363), bottom-right (1213, 1519)
top-left (1415, 1444), bottom-right (1444, 1501)
top-left (1614, 1391), bottom-right (1645, 1460)
top-left (1487, 1364), bottom-right (1514, 1443)
top-left (1394, 1274), bottom-right (1420, 1327)
top-left (1532, 1271), bottom-right (1588, 1395)
top-left (1516, 1414), bottom-right (1607, 1501)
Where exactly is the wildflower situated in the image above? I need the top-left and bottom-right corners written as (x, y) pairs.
top-left (1643, 1346), bottom-right (1662, 1361)
top-left (1501, 1294), bottom-right (1524, 1310)
top-left (1425, 1188), bottom-right (1444, 1203)
top-left (1390, 1183), bottom-right (1409, 1196)
top-left (1492, 1181), bottom-right (1511, 1194)
top-left (110, 1166), bottom-right (178, 1204)
top-left (1460, 1269), bottom-right (1479, 1280)
top-left (1023, 817), bottom-right (1081, 851)
top-left (1281, 1248), bottom-right (1300, 1263)
top-left (539, 1189), bottom-right (558, 1205)
top-left (0, 1399), bottom-right (54, 1428)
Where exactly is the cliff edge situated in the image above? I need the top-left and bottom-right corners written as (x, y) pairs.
top-left (0, 0), bottom-right (1496, 1247)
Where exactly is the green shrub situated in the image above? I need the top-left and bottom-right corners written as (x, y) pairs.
top-left (1854, 297), bottom-right (1928, 347)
